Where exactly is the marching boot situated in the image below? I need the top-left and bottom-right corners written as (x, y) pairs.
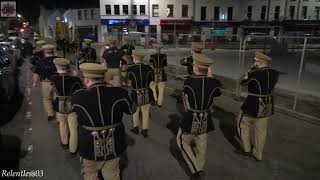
top-left (234, 149), bottom-right (251, 157)
top-left (130, 127), bottom-right (139, 135)
top-left (141, 129), bottom-right (148, 138)
top-left (47, 116), bottom-right (55, 121)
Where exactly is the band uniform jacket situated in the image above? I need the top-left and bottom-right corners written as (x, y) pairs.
top-left (30, 50), bottom-right (44, 72)
top-left (33, 56), bottom-right (58, 81)
top-left (240, 67), bottom-right (279, 118)
top-left (71, 83), bottom-right (136, 161)
top-left (120, 44), bottom-right (135, 65)
top-left (49, 74), bottom-right (82, 114)
top-left (80, 47), bottom-right (97, 63)
top-left (127, 63), bottom-right (155, 106)
top-left (149, 53), bottom-right (167, 82)
top-left (102, 46), bottom-right (121, 68)
top-left (180, 56), bottom-right (194, 75)
top-left (180, 75), bottom-right (222, 134)
top-left (30, 50), bottom-right (44, 66)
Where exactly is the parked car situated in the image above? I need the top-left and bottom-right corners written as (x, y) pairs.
top-left (0, 41), bottom-right (23, 67)
top-left (0, 44), bottom-right (23, 124)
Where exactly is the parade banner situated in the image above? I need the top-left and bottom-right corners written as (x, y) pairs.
top-left (1, 1), bottom-right (16, 17)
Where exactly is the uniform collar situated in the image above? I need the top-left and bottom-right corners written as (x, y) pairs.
top-left (88, 82), bottom-right (106, 89)
top-left (256, 67), bottom-right (270, 72)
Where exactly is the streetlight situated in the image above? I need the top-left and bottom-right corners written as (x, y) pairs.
top-left (17, 14), bottom-right (22, 18)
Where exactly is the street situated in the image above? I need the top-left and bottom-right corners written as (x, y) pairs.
top-left (1, 55), bottom-right (319, 180)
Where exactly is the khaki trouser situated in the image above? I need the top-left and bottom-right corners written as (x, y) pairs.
top-left (237, 111), bottom-right (269, 160)
top-left (150, 81), bottom-right (165, 106)
top-left (56, 112), bottom-right (78, 153)
top-left (121, 65), bottom-right (128, 85)
top-left (81, 157), bottom-right (120, 180)
top-left (176, 128), bottom-right (207, 174)
top-left (104, 68), bottom-right (121, 82)
top-left (41, 81), bottom-right (55, 117)
top-left (132, 104), bottom-right (150, 130)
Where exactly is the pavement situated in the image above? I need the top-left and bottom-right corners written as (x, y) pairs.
top-left (0, 54), bottom-right (319, 180)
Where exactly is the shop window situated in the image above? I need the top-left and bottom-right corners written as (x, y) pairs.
top-left (289, 6), bottom-right (295, 19)
top-left (140, 5), bottom-right (146, 15)
top-left (114, 5), bottom-right (120, 15)
top-left (302, 6), bottom-right (308, 19)
top-left (78, 10), bottom-right (82, 20)
top-left (91, 9), bottom-right (95, 20)
top-left (214, 7), bottom-right (220, 20)
top-left (123, 5), bottom-right (128, 15)
top-left (261, 6), bottom-right (266, 20)
top-left (274, 6), bottom-right (280, 20)
top-left (132, 5), bottom-right (137, 15)
top-left (84, 10), bottom-right (88, 20)
top-left (105, 5), bottom-right (111, 15)
top-left (153, 4), bottom-right (159, 17)
top-left (182, 5), bottom-right (188, 17)
top-left (315, 7), bottom-right (320, 20)
top-left (201, 6), bottom-right (206, 20)
top-left (247, 6), bottom-right (252, 19)
top-left (227, 7), bottom-right (233, 20)
top-left (167, 4), bottom-right (174, 17)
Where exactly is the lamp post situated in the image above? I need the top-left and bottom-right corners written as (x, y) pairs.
top-left (263, 0), bottom-right (271, 53)
top-left (297, 0), bottom-right (301, 20)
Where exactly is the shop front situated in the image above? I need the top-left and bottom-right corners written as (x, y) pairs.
top-left (101, 19), bottom-right (150, 35)
top-left (160, 20), bottom-right (192, 45)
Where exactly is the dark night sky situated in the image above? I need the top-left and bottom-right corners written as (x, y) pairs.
top-left (19, 0), bottom-right (99, 23)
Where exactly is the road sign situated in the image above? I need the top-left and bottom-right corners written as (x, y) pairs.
top-left (210, 28), bottom-right (225, 35)
top-left (1, 1), bottom-right (16, 17)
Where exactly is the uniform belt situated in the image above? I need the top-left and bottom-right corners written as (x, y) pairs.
top-left (57, 96), bottom-right (70, 99)
top-left (188, 107), bottom-right (209, 113)
top-left (247, 93), bottom-right (272, 97)
top-left (132, 88), bottom-right (148, 91)
top-left (82, 122), bottom-right (122, 131)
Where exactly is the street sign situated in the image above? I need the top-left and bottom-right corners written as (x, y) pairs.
top-left (210, 28), bottom-right (225, 35)
top-left (1, 1), bottom-right (16, 17)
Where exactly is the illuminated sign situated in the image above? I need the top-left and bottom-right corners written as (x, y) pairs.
top-left (101, 19), bottom-right (149, 26)
top-left (210, 28), bottom-right (225, 35)
top-left (1, 1), bottom-right (16, 17)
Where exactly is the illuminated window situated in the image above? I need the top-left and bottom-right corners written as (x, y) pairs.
top-left (167, 4), bottom-right (173, 17)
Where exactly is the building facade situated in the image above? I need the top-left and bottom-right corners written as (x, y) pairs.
top-left (194, 0), bottom-right (320, 37)
top-left (38, 6), bottom-right (66, 39)
top-left (63, 8), bottom-right (101, 41)
top-left (98, 0), bottom-right (320, 42)
top-left (99, 0), bottom-right (150, 42)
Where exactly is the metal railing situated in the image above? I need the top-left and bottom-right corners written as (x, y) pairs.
top-left (94, 33), bottom-right (320, 122)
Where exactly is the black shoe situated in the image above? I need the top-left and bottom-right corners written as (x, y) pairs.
top-left (141, 129), bottom-right (148, 138)
top-left (47, 116), bottom-right (55, 121)
top-left (234, 149), bottom-right (251, 157)
top-left (60, 143), bottom-right (68, 150)
top-left (130, 127), bottom-right (139, 135)
top-left (158, 105), bottom-right (162, 108)
top-left (190, 171), bottom-right (205, 180)
top-left (251, 155), bottom-right (262, 162)
top-left (70, 151), bottom-right (77, 157)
